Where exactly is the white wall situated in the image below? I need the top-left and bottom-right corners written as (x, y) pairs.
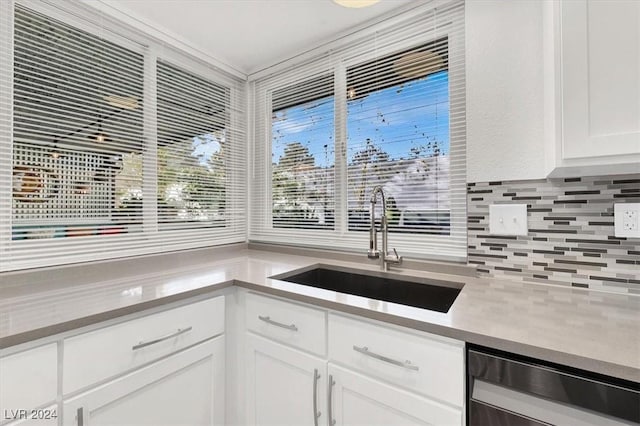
top-left (466, 0), bottom-right (546, 183)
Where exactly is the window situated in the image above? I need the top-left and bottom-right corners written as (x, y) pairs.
top-left (11, 4), bottom-right (145, 239)
top-left (0, 3), bottom-right (246, 271)
top-left (271, 74), bottom-right (335, 229)
top-left (251, 0), bottom-right (466, 260)
top-left (156, 61), bottom-right (230, 228)
top-left (346, 40), bottom-right (450, 235)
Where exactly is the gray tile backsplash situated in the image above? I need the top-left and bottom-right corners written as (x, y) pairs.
top-left (467, 174), bottom-right (640, 294)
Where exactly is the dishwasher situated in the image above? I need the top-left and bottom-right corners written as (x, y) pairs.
top-left (467, 345), bottom-right (640, 426)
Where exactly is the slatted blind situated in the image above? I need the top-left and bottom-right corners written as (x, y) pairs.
top-left (0, 3), bottom-right (246, 271)
top-left (251, 0), bottom-right (466, 261)
top-left (271, 73), bottom-right (335, 230)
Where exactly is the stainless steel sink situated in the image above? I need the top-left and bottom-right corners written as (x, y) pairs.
top-left (271, 265), bottom-right (463, 313)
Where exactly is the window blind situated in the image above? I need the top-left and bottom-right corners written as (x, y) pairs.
top-left (250, 0), bottom-right (466, 261)
top-left (271, 73), bottom-right (335, 230)
top-left (0, 2), bottom-right (246, 271)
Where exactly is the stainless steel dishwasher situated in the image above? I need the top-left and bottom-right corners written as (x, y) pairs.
top-left (467, 346), bottom-right (640, 426)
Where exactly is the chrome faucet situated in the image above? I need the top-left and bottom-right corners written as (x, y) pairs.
top-left (367, 186), bottom-right (402, 271)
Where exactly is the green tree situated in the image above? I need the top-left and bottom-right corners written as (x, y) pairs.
top-left (272, 142), bottom-right (320, 224)
top-left (350, 139), bottom-right (390, 210)
top-left (278, 142), bottom-right (315, 169)
top-left (350, 139), bottom-right (390, 166)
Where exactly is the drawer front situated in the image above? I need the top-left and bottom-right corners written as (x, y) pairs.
top-left (246, 292), bottom-right (326, 356)
top-left (63, 296), bottom-right (224, 394)
top-left (0, 344), bottom-right (57, 419)
top-left (328, 313), bottom-right (464, 407)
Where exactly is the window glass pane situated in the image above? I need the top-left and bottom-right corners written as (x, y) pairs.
top-left (156, 61), bottom-right (229, 228)
top-left (271, 74), bottom-right (335, 229)
top-left (12, 5), bottom-right (144, 240)
top-left (346, 40), bottom-right (450, 235)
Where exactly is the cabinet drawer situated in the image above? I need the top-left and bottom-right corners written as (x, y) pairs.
top-left (246, 292), bottom-right (326, 356)
top-left (63, 336), bottom-right (225, 426)
top-left (63, 296), bottom-right (224, 394)
top-left (328, 313), bottom-right (464, 407)
top-left (0, 344), bottom-right (57, 420)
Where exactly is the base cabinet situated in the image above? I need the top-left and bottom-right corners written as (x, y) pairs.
top-left (0, 344), bottom-right (57, 426)
top-left (243, 292), bottom-right (464, 426)
top-left (328, 364), bottom-right (461, 426)
top-left (63, 336), bottom-right (225, 426)
top-left (245, 333), bottom-right (326, 426)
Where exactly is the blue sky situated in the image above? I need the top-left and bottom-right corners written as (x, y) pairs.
top-left (191, 132), bottom-right (222, 168)
top-left (272, 70), bottom-right (449, 168)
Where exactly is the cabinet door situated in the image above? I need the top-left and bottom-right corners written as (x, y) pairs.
top-left (0, 343), bottom-right (57, 420)
top-left (327, 364), bottom-right (461, 426)
top-left (63, 336), bottom-right (224, 426)
top-left (561, 0), bottom-right (640, 160)
top-left (246, 333), bottom-right (326, 426)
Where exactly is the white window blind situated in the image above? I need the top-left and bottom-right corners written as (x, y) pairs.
top-left (271, 73), bottom-right (335, 230)
top-left (251, 0), bottom-right (466, 261)
top-left (0, 2), bottom-right (246, 271)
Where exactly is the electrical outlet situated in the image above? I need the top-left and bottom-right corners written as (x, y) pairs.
top-left (614, 203), bottom-right (640, 238)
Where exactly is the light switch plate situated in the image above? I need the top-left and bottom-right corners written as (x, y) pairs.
top-left (489, 204), bottom-right (528, 236)
top-left (614, 203), bottom-right (640, 238)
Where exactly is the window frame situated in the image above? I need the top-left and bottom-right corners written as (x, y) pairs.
top-left (250, 2), bottom-right (466, 261)
top-left (0, 0), bottom-right (247, 271)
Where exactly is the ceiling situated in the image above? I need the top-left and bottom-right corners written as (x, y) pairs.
top-left (98, 0), bottom-right (415, 75)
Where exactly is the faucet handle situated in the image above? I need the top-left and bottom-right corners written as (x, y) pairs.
top-left (386, 248), bottom-right (403, 264)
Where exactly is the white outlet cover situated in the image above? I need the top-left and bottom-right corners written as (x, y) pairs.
top-left (614, 203), bottom-right (640, 238)
top-left (489, 204), bottom-right (528, 236)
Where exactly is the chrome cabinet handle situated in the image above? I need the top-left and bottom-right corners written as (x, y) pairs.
top-left (258, 315), bottom-right (298, 331)
top-left (353, 345), bottom-right (419, 371)
top-left (313, 368), bottom-right (321, 426)
top-left (132, 326), bottom-right (193, 350)
top-left (328, 374), bottom-right (336, 426)
top-left (77, 407), bottom-right (84, 426)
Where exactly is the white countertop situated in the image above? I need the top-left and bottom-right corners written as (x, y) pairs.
top-left (1, 247), bottom-right (638, 382)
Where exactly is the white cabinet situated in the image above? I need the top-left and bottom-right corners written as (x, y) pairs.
top-left (245, 333), bottom-right (325, 426)
top-left (328, 313), bottom-right (464, 407)
top-left (63, 296), bottom-right (225, 393)
top-left (243, 292), bottom-right (464, 426)
top-left (546, 0), bottom-right (640, 177)
top-left (245, 292), bottom-right (326, 356)
top-left (61, 296), bottom-right (226, 426)
top-left (0, 344), bottom-right (57, 425)
top-left (2, 295), bottom-right (225, 426)
top-left (63, 336), bottom-right (224, 426)
top-left (328, 364), bottom-right (461, 426)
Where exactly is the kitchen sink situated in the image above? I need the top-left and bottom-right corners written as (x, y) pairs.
top-left (271, 266), bottom-right (463, 313)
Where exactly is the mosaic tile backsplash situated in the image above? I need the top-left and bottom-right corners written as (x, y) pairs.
top-left (467, 174), bottom-right (640, 294)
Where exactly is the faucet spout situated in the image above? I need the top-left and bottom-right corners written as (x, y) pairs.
top-left (367, 186), bottom-right (402, 270)
top-left (368, 186), bottom-right (385, 259)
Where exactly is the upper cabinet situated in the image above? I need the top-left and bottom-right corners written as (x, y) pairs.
top-left (546, 0), bottom-right (640, 177)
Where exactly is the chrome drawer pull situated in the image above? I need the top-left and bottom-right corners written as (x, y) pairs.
top-left (313, 368), bottom-right (321, 426)
top-left (353, 345), bottom-right (419, 371)
top-left (77, 407), bottom-right (84, 426)
top-left (132, 326), bottom-right (193, 350)
top-left (258, 315), bottom-right (298, 331)
top-left (328, 374), bottom-right (336, 426)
